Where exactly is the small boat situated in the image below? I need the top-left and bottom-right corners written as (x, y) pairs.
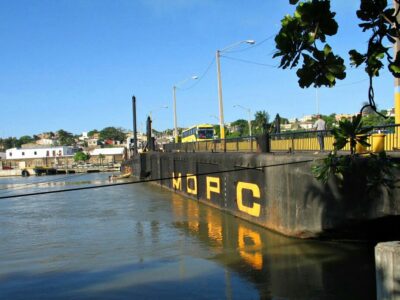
top-left (109, 172), bottom-right (131, 181)
top-left (116, 172), bottom-right (131, 179)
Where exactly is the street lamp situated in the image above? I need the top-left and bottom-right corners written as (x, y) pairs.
top-left (234, 104), bottom-right (252, 137)
top-left (173, 75), bottom-right (198, 142)
top-left (216, 39), bottom-right (255, 139)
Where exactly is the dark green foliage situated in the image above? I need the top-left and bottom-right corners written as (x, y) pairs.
top-left (0, 136), bottom-right (35, 149)
top-left (18, 135), bottom-right (34, 146)
top-left (56, 130), bottom-right (75, 146)
top-left (74, 151), bottom-right (90, 162)
top-left (276, 0), bottom-right (400, 92)
top-left (312, 153), bottom-right (349, 184)
top-left (313, 113), bottom-right (399, 191)
top-left (332, 114), bottom-right (370, 154)
top-left (229, 119), bottom-right (248, 137)
top-left (321, 113), bottom-right (336, 128)
top-left (0, 137), bottom-right (18, 150)
top-left (88, 130), bottom-right (99, 137)
top-left (297, 45), bottom-right (346, 87)
top-left (253, 111), bottom-right (269, 134)
top-left (274, 0), bottom-right (345, 87)
top-left (312, 152), bottom-right (399, 190)
top-left (99, 127), bottom-right (126, 142)
top-left (362, 114), bottom-right (394, 127)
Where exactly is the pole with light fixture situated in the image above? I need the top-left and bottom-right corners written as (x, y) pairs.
top-left (173, 76), bottom-right (198, 143)
top-left (216, 40), bottom-right (255, 140)
top-left (233, 104), bottom-right (252, 137)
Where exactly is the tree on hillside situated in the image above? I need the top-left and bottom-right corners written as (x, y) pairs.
top-left (88, 129), bottom-right (99, 137)
top-left (163, 129), bottom-right (173, 136)
top-left (1, 137), bottom-right (18, 149)
top-left (362, 111), bottom-right (394, 126)
top-left (361, 101), bottom-right (376, 115)
top-left (17, 135), bottom-right (34, 147)
top-left (275, 0), bottom-right (400, 116)
top-left (99, 127), bottom-right (126, 143)
top-left (310, 113), bottom-right (336, 129)
top-left (56, 129), bottom-right (75, 146)
top-left (229, 119), bottom-right (249, 137)
top-left (45, 131), bottom-right (55, 138)
top-left (213, 125), bottom-right (228, 139)
top-left (280, 117), bottom-right (290, 124)
top-left (253, 110), bottom-right (270, 134)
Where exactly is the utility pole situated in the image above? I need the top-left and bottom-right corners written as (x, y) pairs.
top-left (395, 1), bottom-right (400, 125)
top-left (132, 96), bottom-right (138, 154)
top-left (248, 109), bottom-right (252, 137)
top-left (173, 86), bottom-right (178, 143)
top-left (216, 50), bottom-right (225, 140)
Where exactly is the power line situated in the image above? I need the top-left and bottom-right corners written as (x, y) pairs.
top-left (225, 34), bottom-right (276, 54)
top-left (0, 159), bottom-right (314, 200)
top-left (178, 57), bottom-right (216, 91)
top-left (221, 55), bottom-right (278, 68)
top-left (334, 78), bottom-right (369, 88)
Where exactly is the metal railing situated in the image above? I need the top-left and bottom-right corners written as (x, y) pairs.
top-left (163, 124), bottom-right (400, 153)
top-left (163, 136), bottom-right (258, 153)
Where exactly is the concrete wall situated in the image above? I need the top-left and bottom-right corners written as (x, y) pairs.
top-left (123, 152), bottom-right (400, 239)
top-left (0, 169), bottom-right (22, 177)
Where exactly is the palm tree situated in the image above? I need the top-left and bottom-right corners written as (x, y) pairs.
top-left (253, 110), bottom-right (270, 134)
top-left (332, 114), bottom-right (370, 155)
top-left (98, 154), bottom-right (105, 166)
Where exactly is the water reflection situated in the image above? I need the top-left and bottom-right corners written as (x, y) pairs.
top-left (238, 226), bottom-right (263, 270)
top-left (0, 175), bottom-right (376, 300)
top-left (170, 193), bottom-right (376, 300)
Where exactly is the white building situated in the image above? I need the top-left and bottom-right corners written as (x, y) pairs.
top-left (79, 132), bottom-right (88, 141)
top-left (387, 108), bottom-right (395, 117)
top-left (299, 122), bottom-right (313, 130)
top-left (90, 147), bottom-right (125, 156)
top-left (281, 124), bottom-right (292, 131)
top-left (0, 152), bottom-right (5, 160)
top-left (6, 146), bottom-right (75, 160)
top-left (299, 115), bottom-right (314, 122)
top-left (89, 147), bottom-right (126, 164)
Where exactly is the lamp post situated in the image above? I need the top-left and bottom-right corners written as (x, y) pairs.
top-left (216, 39), bottom-right (255, 140)
top-left (233, 104), bottom-right (252, 137)
top-left (173, 76), bottom-right (198, 143)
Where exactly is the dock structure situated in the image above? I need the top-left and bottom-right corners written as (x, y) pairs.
top-left (375, 242), bottom-right (400, 300)
top-left (0, 166), bottom-right (120, 177)
top-left (122, 151), bottom-right (400, 240)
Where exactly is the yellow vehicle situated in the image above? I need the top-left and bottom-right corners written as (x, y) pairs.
top-left (181, 124), bottom-right (214, 143)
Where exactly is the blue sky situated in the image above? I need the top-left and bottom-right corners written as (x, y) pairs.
top-left (0, 0), bottom-right (395, 137)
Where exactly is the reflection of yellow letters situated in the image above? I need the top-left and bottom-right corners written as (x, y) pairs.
top-left (206, 176), bottom-right (220, 200)
top-left (172, 172), bottom-right (181, 190)
top-left (236, 182), bottom-right (261, 217)
top-left (187, 199), bottom-right (199, 233)
top-left (238, 226), bottom-right (263, 270)
top-left (207, 210), bottom-right (223, 245)
top-left (186, 173), bottom-right (197, 195)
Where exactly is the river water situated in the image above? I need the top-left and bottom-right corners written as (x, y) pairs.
top-left (0, 173), bottom-right (376, 299)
